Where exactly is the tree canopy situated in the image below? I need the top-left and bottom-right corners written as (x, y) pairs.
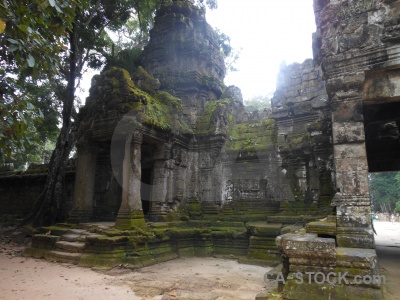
top-left (369, 172), bottom-right (400, 214)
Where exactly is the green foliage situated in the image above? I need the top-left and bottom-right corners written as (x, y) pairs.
top-left (0, 0), bottom-right (77, 162)
top-left (104, 47), bottom-right (142, 76)
top-left (396, 201), bottom-right (400, 213)
top-left (0, 0), bottom-right (78, 77)
top-left (0, 79), bottom-right (40, 160)
top-left (244, 94), bottom-right (272, 112)
top-left (369, 172), bottom-right (400, 213)
top-left (0, 72), bottom-right (61, 167)
top-left (214, 28), bottom-right (239, 73)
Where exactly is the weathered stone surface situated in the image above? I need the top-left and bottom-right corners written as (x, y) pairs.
top-left (336, 247), bottom-right (378, 269)
top-left (306, 221), bottom-right (336, 236)
top-left (332, 122), bottom-right (365, 144)
top-left (246, 222), bottom-right (282, 237)
top-left (55, 241), bottom-right (86, 252)
top-left (280, 234), bottom-right (336, 260)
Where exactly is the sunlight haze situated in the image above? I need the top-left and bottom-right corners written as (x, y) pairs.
top-left (206, 0), bottom-right (316, 100)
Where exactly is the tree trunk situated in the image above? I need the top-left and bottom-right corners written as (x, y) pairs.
top-left (20, 22), bottom-right (77, 228)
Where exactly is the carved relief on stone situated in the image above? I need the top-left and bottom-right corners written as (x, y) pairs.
top-left (318, 1), bottom-right (382, 58)
top-left (223, 180), bottom-right (234, 202)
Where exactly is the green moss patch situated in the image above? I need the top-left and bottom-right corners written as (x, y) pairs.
top-left (225, 119), bottom-right (277, 154)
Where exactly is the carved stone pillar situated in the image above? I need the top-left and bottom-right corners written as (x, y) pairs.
top-left (329, 75), bottom-right (374, 248)
top-left (69, 142), bottom-right (98, 223)
top-left (148, 158), bottom-right (175, 221)
top-left (115, 131), bottom-right (146, 229)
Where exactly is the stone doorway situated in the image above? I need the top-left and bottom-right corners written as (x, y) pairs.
top-left (140, 142), bottom-right (156, 218)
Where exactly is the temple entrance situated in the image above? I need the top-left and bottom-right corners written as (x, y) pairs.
top-left (363, 75), bottom-right (400, 298)
top-left (141, 142), bottom-right (156, 217)
top-left (141, 167), bottom-right (152, 216)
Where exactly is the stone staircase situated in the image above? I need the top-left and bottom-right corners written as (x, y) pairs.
top-left (24, 225), bottom-right (129, 268)
top-left (26, 228), bottom-right (88, 264)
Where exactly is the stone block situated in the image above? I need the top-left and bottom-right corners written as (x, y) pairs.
top-left (280, 234), bottom-right (336, 260)
top-left (332, 122), bottom-right (365, 144)
top-left (289, 257), bottom-right (336, 267)
top-left (246, 222), bottom-right (282, 237)
top-left (306, 221), bottom-right (336, 236)
top-left (332, 194), bottom-right (371, 206)
top-left (334, 143), bottom-right (367, 159)
top-left (334, 157), bottom-right (368, 173)
top-left (336, 247), bottom-right (377, 269)
top-left (331, 99), bottom-right (364, 123)
top-left (31, 234), bottom-right (60, 249)
top-left (336, 205), bottom-right (372, 227)
top-left (335, 169), bottom-right (370, 195)
top-left (55, 241), bottom-right (86, 252)
top-left (336, 234), bottom-right (375, 249)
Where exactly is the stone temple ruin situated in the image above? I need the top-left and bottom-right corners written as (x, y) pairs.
top-left (2, 0), bottom-right (400, 298)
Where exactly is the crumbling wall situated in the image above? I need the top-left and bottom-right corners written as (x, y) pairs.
top-left (271, 59), bottom-right (335, 207)
top-left (0, 164), bottom-right (75, 220)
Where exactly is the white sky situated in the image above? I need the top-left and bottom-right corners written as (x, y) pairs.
top-left (206, 0), bottom-right (316, 100)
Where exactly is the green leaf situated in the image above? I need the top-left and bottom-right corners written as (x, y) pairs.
top-left (38, 0), bottom-right (50, 10)
top-left (18, 24), bottom-right (29, 33)
top-left (54, 3), bottom-right (62, 13)
top-left (49, 0), bottom-right (55, 7)
top-left (27, 54), bottom-right (35, 67)
top-left (7, 38), bottom-right (19, 44)
top-left (8, 45), bottom-right (19, 52)
top-left (26, 102), bottom-right (35, 110)
top-left (0, 19), bottom-right (5, 34)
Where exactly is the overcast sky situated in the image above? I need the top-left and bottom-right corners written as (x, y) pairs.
top-left (206, 0), bottom-right (316, 100)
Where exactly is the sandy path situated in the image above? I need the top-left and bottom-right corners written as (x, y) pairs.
top-left (3, 221), bottom-right (397, 300)
top-left (374, 221), bottom-right (400, 300)
top-left (0, 229), bottom-right (273, 300)
top-left (0, 254), bottom-right (139, 300)
top-left (106, 257), bottom-right (272, 300)
top-left (0, 255), bottom-right (272, 300)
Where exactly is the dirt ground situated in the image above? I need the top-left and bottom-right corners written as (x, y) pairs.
top-left (0, 222), bottom-right (399, 300)
top-left (374, 221), bottom-right (400, 300)
top-left (0, 226), bottom-right (274, 300)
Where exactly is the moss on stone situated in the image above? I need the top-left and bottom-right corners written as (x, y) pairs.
top-left (114, 210), bottom-right (147, 230)
top-left (79, 251), bottom-right (126, 270)
top-left (246, 222), bottom-right (283, 237)
top-left (225, 119), bottom-right (277, 153)
top-left (23, 247), bottom-right (49, 259)
top-left (195, 98), bottom-right (234, 134)
top-left (85, 67), bottom-right (192, 135)
top-left (247, 249), bottom-right (280, 261)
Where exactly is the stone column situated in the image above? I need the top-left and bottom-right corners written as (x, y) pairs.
top-left (329, 72), bottom-right (374, 248)
top-left (115, 131), bottom-right (146, 229)
top-left (69, 142), bottom-right (98, 223)
top-left (148, 158), bottom-right (175, 220)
